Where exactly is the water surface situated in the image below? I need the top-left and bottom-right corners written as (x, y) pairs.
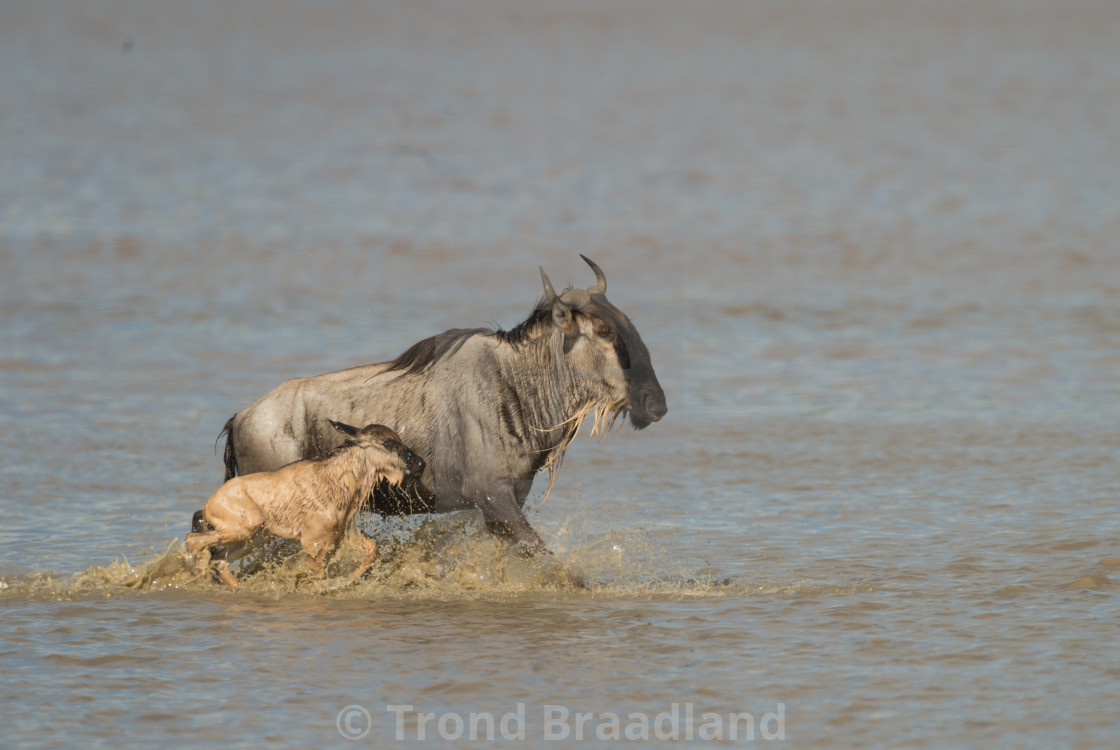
top-left (2, 1), bottom-right (1119, 747)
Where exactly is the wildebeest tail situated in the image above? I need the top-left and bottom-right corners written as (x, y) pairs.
top-left (217, 414), bottom-right (239, 482)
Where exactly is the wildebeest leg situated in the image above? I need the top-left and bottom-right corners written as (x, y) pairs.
top-left (470, 481), bottom-right (547, 556)
top-left (511, 478), bottom-right (534, 510)
top-left (347, 536), bottom-right (379, 581)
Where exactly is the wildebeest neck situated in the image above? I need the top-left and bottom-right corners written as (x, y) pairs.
top-left (380, 293), bottom-right (665, 432)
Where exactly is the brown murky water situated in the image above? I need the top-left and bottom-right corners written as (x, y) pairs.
top-left (2, 1), bottom-right (1119, 747)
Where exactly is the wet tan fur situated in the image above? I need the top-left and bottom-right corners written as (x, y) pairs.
top-left (185, 426), bottom-right (411, 588)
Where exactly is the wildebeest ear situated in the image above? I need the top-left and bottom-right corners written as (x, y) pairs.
top-left (551, 299), bottom-right (580, 337)
top-left (328, 419), bottom-right (359, 438)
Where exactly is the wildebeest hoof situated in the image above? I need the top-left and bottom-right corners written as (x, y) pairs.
top-left (190, 509), bottom-right (210, 534)
top-left (513, 537), bottom-right (550, 559)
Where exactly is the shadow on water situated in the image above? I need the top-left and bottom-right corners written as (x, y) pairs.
top-left (0, 511), bottom-right (868, 603)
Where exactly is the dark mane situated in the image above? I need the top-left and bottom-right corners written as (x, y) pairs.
top-left (493, 301), bottom-right (551, 347)
top-left (384, 328), bottom-right (485, 378)
top-left (385, 302), bottom-right (552, 378)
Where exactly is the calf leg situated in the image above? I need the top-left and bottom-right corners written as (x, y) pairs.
top-left (305, 548), bottom-right (329, 578)
top-left (185, 531), bottom-right (221, 578)
top-left (186, 530), bottom-right (236, 585)
top-left (214, 560), bottom-right (240, 589)
top-left (347, 536), bottom-right (379, 581)
top-left (185, 530), bottom-right (221, 555)
top-left (185, 526), bottom-right (256, 587)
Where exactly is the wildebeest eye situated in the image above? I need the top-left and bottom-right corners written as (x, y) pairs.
top-left (595, 324), bottom-right (614, 339)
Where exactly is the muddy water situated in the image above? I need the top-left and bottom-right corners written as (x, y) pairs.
top-left (2, 1), bottom-right (1119, 747)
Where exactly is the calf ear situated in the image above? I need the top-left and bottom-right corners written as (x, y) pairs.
top-left (328, 419), bottom-right (359, 438)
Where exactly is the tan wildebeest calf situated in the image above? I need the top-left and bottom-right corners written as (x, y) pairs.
top-left (185, 421), bottom-right (424, 588)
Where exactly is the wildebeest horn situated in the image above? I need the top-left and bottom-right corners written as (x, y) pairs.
top-left (540, 267), bottom-right (558, 302)
top-left (581, 254), bottom-right (607, 294)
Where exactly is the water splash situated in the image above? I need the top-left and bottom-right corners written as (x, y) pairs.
top-left (0, 512), bottom-right (858, 601)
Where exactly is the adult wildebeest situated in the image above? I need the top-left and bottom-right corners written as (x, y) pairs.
top-left (213, 256), bottom-right (667, 554)
top-left (187, 421), bottom-right (425, 588)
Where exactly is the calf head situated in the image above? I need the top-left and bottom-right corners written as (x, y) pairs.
top-left (328, 420), bottom-right (426, 484)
